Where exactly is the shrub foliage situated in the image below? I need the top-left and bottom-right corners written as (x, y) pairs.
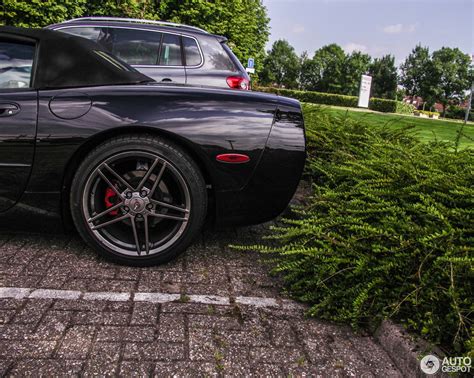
top-left (235, 105), bottom-right (474, 354)
top-left (261, 87), bottom-right (358, 108)
top-left (258, 87), bottom-right (415, 114)
top-left (369, 97), bottom-right (415, 114)
top-left (446, 105), bottom-right (474, 122)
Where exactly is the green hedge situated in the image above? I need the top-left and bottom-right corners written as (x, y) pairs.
top-left (396, 100), bottom-right (417, 115)
top-left (258, 87), bottom-right (415, 115)
top-left (234, 105), bottom-right (474, 355)
top-left (369, 97), bottom-right (415, 114)
top-left (445, 106), bottom-right (474, 122)
top-left (259, 87), bottom-right (359, 108)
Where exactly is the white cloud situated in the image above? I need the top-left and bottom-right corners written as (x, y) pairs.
top-left (406, 24), bottom-right (417, 33)
top-left (383, 23), bottom-right (403, 34)
top-left (383, 23), bottom-right (417, 34)
top-left (291, 24), bottom-right (305, 33)
top-left (343, 43), bottom-right (368, 53)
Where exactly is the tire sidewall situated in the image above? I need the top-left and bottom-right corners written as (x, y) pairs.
top-left (70, 135), bottom-right (207, 266)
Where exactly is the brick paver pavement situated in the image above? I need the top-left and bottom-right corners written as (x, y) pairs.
top-left (0, 223), bottom-right (401, 377)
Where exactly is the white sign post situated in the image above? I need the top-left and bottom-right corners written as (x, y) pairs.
top-left (358, 74), bottom-right (372, 108)
top-left (465, 56), bottom-right (474, 124)
top-left (465, 83), bottom-right (473, 124)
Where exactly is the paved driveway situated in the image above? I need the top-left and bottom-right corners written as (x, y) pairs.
top-left (0, 221), bottom-right (400, 376)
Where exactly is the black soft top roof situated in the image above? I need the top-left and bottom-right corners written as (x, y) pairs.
top-left (0, 26), bottom-right (153, 89)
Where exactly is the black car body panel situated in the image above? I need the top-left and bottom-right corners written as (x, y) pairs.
top-left (0, 27), bottom-right (305, 232)
top-left (0, 91), bottom-right (37, 212)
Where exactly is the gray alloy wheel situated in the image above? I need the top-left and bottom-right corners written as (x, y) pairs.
top-left (70, 135), bottom-right (207, 266)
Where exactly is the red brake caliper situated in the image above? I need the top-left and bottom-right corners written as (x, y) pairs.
top-left (104, 187), bottom-right (119, 216)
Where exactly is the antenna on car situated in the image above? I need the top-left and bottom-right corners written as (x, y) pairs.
top-left (62, 17), bottom-right (209, 34)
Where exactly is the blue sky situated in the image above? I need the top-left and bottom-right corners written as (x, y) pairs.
top-left (262, 0), bottom-right (473, 64)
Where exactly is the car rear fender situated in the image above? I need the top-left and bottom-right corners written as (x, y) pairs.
top-left (27, 85), bottom-right (280, 195)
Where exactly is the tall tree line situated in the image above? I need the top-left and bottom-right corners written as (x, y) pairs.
top-left (400, 45), bottom-right (472, 115)
top-left (261, 40), bottom-right (397, 99)
top-left (260, 39), bottom-right (471, 110)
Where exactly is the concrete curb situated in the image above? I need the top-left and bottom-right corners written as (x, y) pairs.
top-left (375, 320), bottom-right (448, 377)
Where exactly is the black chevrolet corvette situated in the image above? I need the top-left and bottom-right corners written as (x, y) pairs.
top-left (0, 27), bottom-right (305, 265)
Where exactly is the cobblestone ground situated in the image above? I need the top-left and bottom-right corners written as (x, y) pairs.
top-left (0, 223), bottom-right (401, 377)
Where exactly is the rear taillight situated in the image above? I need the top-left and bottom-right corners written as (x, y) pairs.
top-left (226, 76), bottom-right (250, 90)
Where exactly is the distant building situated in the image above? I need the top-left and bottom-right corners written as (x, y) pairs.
top-left (403, 96), bottom-right (423, 108)
top-left (432, 103), bottom-right (444, 112)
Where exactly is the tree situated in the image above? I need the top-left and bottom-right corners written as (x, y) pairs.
top-left (431, 47), bottom-right (471, 116)
top-left (341, 51), bottom-right (371, 96)
top-left (309, 44), bottom-right (346, 93)
top-left (260, 40), bottom-right (300, 88)
top-left (83, 0), bottom-right (158, 19)
top-left (418, 58), bottom-right (439, 110)
top-left (299, 51), bottom-right (321, 91)
top-left (158, 0), bottom-right (270, 70)
top-left (298, 51), bottom-right (309, 88)
top-left (396, 87), bottom-right (406, 101)
top-left (1, 0), bottom-right (86, 27)
top-left (369, 55), bottom-right (398, 99)
top-left (300, 45), bottom-right (367, 94)
top-left (299, 52), bottom-right (319, 91)
top-left (399, 45), bottom-right (431, 101)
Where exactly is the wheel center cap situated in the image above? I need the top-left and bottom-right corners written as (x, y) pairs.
top-left (130, 198), bottom-right (145, 212)
top-left (125, 192), bottom-right (149, 214)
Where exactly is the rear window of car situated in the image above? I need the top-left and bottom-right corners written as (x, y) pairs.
top-left (59, 27), bottom-right (191, 66)
top-left (158, 33), bottom-right (181, 66)
top-left (59, 27), bottom-right (161, 65)
top-left (93, 50), bottom-right (137, 72)
top-left (59, 26), bottom-right (101, 41)
top-left (103, 28), bottom-right (162, 65)
top-left (0, 41), bottom-right (35, 89)
top-left (183, 36), bottom-right (202, 66)
top-left (58, 26), bottom-right (240, 71)
top-left (222, 43), bottom-right (246, 72)
top-left (198, 36), bottom-right (236, 71)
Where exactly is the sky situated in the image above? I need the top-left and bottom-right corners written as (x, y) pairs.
top-left (262, 0), bottom-right (473, 64)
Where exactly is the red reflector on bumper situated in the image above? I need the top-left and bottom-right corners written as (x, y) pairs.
top-left (216, 153), bottom-right (250, 163)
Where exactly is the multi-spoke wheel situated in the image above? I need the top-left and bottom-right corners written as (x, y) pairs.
top-left (70, 135), bottom-right (207, 265)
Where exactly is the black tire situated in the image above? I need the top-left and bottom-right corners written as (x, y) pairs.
top-left (70, 134), bottom-right (207, 266)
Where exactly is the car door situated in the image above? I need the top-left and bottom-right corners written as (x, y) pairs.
top-left (55, 26), bottom-right (186, 84)
top-left (0, 39), bottom-right (38, 212)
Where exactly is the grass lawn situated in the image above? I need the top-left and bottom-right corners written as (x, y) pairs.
top-left (303, 103), bottom-right (474, 149)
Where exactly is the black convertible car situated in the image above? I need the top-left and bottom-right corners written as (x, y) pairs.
top-left (0, 27), bottom-right (305, 265)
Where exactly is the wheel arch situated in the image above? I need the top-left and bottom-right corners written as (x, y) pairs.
top-left (60, 125), bottom-right (215, 231)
